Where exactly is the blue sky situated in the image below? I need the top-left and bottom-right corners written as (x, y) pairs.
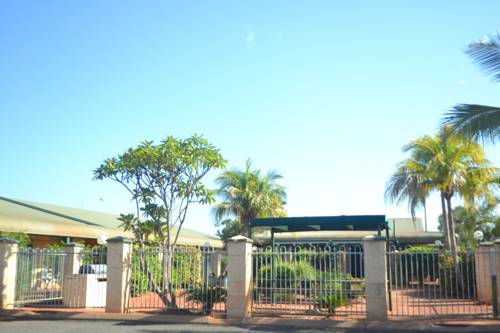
top-left (1, 1), bottom-right (499, 235)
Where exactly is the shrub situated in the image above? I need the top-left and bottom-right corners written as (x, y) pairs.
top-left (186, 286), bottom-right (226, 313)
top-left (315, 291), bottom-right (349, 313)
top-left (256, 260), bottom-right (316, 289)
top-left (130, 246), bottom-right (203, 297)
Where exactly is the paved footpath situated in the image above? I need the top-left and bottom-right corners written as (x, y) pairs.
top-left (1, 311), bottom-right (500, 333)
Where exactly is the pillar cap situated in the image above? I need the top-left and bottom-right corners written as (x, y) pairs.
top-left (106, 236), bottom-right (133, 243)
top-left (363, 235), bottom-right (386, 242)
top-left (479, 241), bottom-right (494, 247)
top-left (229, 235), bottom-right (254, 243)
top-left (0, 237), bottom-right (19, 244)
top-left (63, 242), bottom-right (84, 247)
top-left (494, 239), bottom-right (500, 245)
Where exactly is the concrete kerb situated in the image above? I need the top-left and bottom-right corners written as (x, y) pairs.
top-left (2, 310), bottom-right (500, 332)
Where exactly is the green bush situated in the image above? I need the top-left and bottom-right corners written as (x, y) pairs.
top-left (315, 292), bottom-right (349, 313)
top-left (130, 246), bottom-right (203, 297)
top-left (272, 292), bottom-right (297, 303)
top-left (186, 286), bottom-right (226, 312)
top-left (0, 232), bottom-right (31, 247)
top-left (256, 260), bottom-right (316, 289)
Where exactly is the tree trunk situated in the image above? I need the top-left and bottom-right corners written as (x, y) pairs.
top-left (440, 193), bottom-right (451, 250)
top-left (241, 216), bottom-right (250, 238)
top-left (446, 196), bottom-right (457, 254)
top-left (161, 247), bottom-right (177, 308)
top-left (445, 195), bottom-right (461, 295)
top-left (446, 196), bottom-right (459, 262)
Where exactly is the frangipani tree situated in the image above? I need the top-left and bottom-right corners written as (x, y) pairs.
top-left (94, 134), bottom-right (226, 306)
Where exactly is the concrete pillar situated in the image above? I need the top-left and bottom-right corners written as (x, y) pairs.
top-left (0, 238), bottom-right (18, 309)
top-left (475, 242), bottom-right (493, 304)
top-left (226, 235), bottom-right (253, 319)
top-left (105, 236), bottom-right (132, 313)
top-left (209, 252), bottom-right (222, 278)
top-left (363, 235), bottom-right (388, 321)
top-left (63, 242), bottom-right (84, 277)
top-left (62, 242), bottom-right (84, 307)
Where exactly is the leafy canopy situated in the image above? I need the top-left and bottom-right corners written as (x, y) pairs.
top-left (94, 134), bottom-right (226, 248)
top-left (443, 32), bottom-right (500, 143)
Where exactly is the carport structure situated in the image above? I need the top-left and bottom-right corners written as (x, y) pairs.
top-left (249, 215), bottom-right (388, 247)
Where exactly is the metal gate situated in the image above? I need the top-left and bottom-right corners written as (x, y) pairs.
top-left (387, 247), bottom-right (496, 319)
top-left (15, 247), bottom-right (107, 308)
top-left (128, 246), bottom-right (227, 315)
top-left (15, 248), bottom-right (66, 307)
top-left (252, 244), bottom-right (366, 319)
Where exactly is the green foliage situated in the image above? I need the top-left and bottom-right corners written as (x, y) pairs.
top-left (186, 286), bottom-right (226, 312)
top-left (444, 104), bottom-right (500, 143)
top-left (94, 134), bottom-right (226, 247)
top-left (403, 245), bottom-right (438, 253)
top-left (130, 247), bottom-right (203, 297)
top-left (130, 250), bottom-right (163, 297)
top-left (171, 249), bottom-right (202, 287)
top-left (315, 292), bottom-right (349, 313)
top-left (443, 32), bottom-right (500, 143)
top-left (272, 292), bottom-right (296, 303)
top-left (394, 247), bottom-right (475, 297)
top-left (213, 158), bottom-right (287, 237)
top-left (256, 260), bottom-right (316, 289)
top-left (386, 126), bottom-right (497, 254)
top-left (216, 219), bottom-right (243, 242)
top-left (0, 232), bottom-right (31, 247)
top-left (438, 201), bottom-right (500, 248)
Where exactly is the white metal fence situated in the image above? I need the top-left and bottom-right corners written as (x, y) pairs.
top-left (14, 247), bottom-right (107, 308)
top-left (15, 248), bottom-right (66, 307)
top-left (252, 244), bottom-right (366, 319)
top-left (387, 247), bottom-right (497, 319)
top-left (128, 246), bottom-right (227, 314)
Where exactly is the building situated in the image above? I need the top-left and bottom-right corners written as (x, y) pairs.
top-left (251, 216), bottom-right (442, 247)
top-left (0, 196), bottom-right (222, 248)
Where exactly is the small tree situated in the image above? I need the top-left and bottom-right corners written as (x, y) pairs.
top-left (94, 134), bottom-right (226, 306)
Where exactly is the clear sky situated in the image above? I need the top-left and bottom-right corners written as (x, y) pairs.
top-left (1, 1), bottom-right (499, 235)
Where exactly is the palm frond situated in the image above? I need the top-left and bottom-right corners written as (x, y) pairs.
top-left (443, 104), bottom-right (500, 142)
top-left (466, 33), bottom-right (500, 82)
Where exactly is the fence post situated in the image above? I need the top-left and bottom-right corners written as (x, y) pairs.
top-left (493, 240), bottom-right (500, 317)
top-left (209, 252), bottom-right (222, 278)
top-left (0, 238), bottom-right (18, 310)
top-left (363, 235), bottom-right (388, 321)
top-left (105, 236), bottom-right (132, 313)
top-left (475, 242), bottom-right (493, 304)
top-left (62, 242), bottom-right (84, 276)
top-left (226, 235), bottom-right (253, 319)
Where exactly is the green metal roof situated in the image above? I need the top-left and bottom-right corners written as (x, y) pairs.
top-left (0, 196), bottom-right (222, 247)
top-left (250, 215), bottom-right (387, 233)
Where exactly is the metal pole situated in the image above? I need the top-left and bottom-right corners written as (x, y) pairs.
top-left (492, 275), bottom-right (498, 319)
top-left (386, 226), bottom-right (392, 312)
top-left (271, 229), bottom-right (275, 304)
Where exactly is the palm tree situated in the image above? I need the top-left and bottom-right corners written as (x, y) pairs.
top-left (386, 127), bottom-right (497, 254)
top-left (213, 159), bottom-right (287, 237)
top-left (385, 160), bottom-right (431, 231)
top-left (443, 33), bottom-right (500, 143)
